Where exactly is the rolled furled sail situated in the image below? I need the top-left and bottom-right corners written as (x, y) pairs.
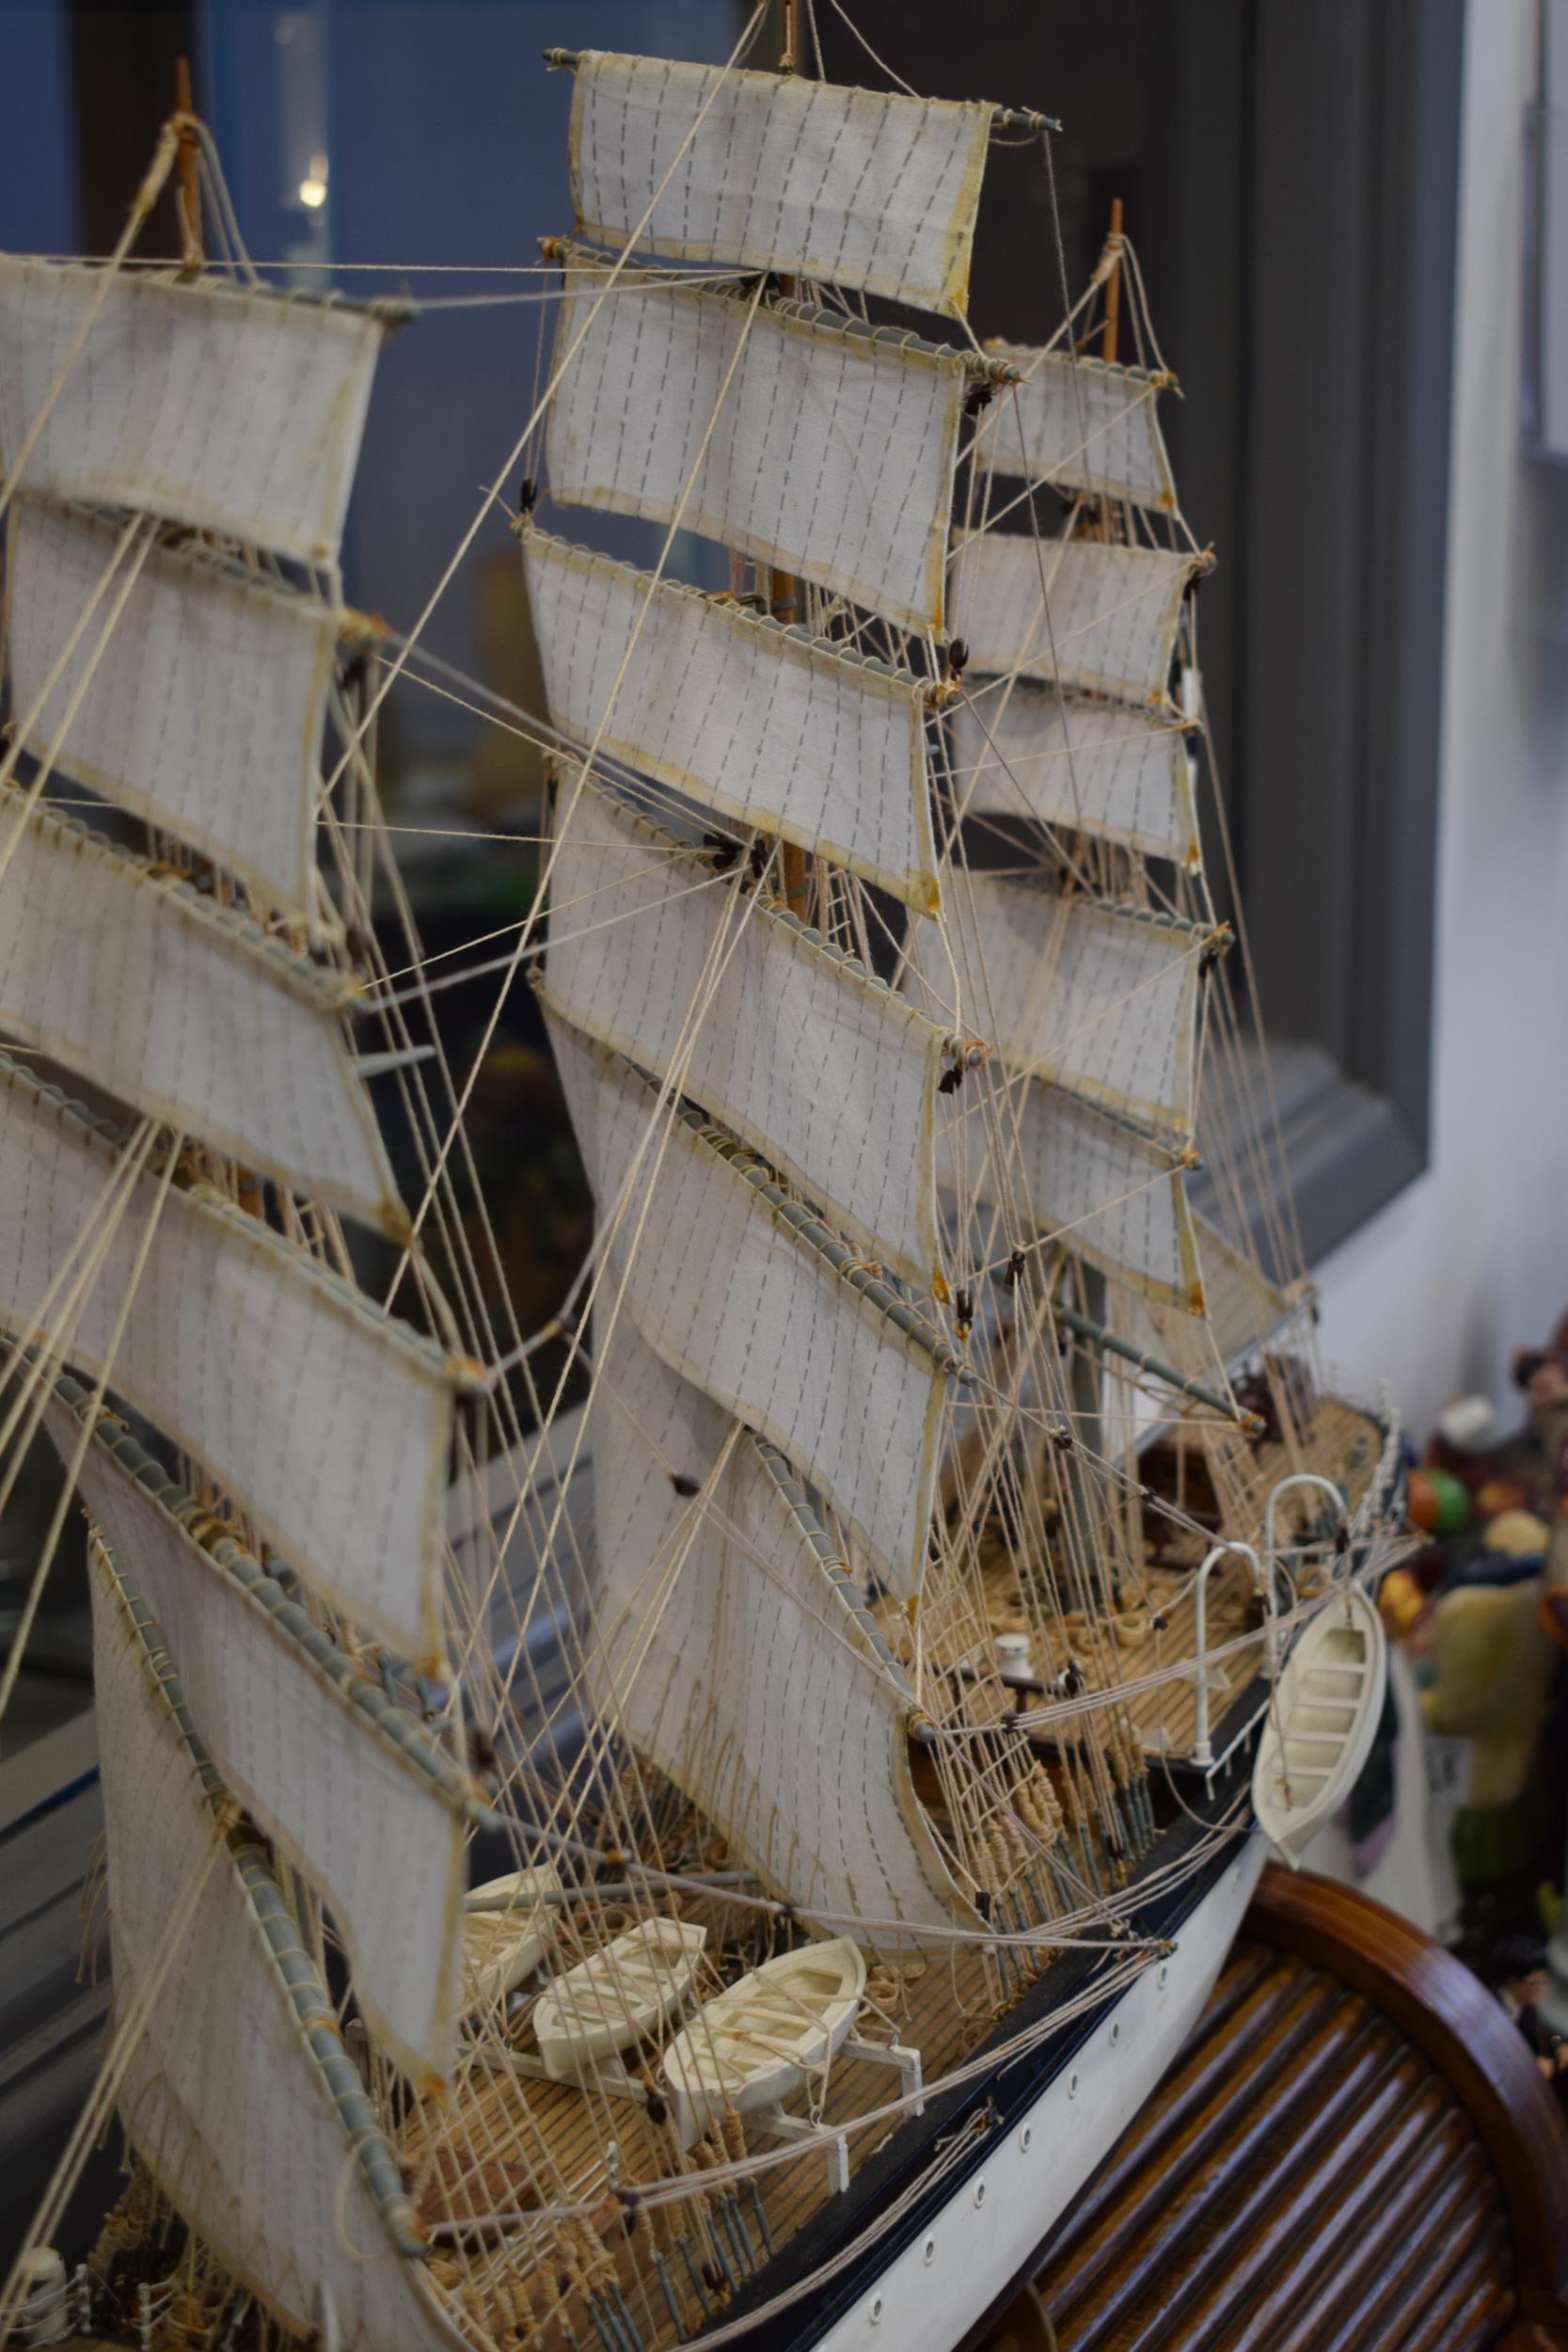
top-left (909, 863), bottom-right (1203, 1136)
top-left (545, 260), bottom-right (967, 633)
top-left (948, 684), bottom-right (1199, 866)
top-left (0, 260), bottom-right (383, 565)
top-left (590, 1313), bottom-right (980, 1938)
top-left (940, 1077), bottom-right (1201, 1311)
top-left (952, 532), bottom-right (1201, 708)
top-left (0, 790), bottom-right (399, 1232)
top-left (546, 1012), bottom-right (958, 1601)
top-left (0, 1056), bottom-right (456, 1661)
top-left (6, 496), bottom-right (338, 913)
top-left (43, 1382), bottom-right (468, 2085)
top-left (565, 52), bottom-right (991, 322)
top-left (522, 524), bottom-right (937, 908)
top-left (973, 349), bottom-right (1176, 510)
top-left (544, 774), bottom-right (946, 1285)
top-left (88, 1544), bottom-right (467, 2352)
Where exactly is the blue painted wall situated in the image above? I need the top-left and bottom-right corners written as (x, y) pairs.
top-left (0, 3), bottom-right (79, 255)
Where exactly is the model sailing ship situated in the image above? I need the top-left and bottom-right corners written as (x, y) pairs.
top-left (0, 20), bottom-right (1404, 2352)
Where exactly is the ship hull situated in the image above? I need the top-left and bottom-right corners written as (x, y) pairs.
top-left (709, 1806), bottom-right (1268, 2352)
top-left (807, 1832), bottom-right (1266, 2351)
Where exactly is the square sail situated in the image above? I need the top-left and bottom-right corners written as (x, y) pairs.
top-left (939, 1075), bottom-right (1201, 1311)
top-left (566, 52), bottom-right (990, 320)
top-left (543, 773), bottom-right (946, 1286)
top-left (7, 495), bottom-right (338, 914)
top-left (0, 1057), bottom-right (455, 1661)
top-left (546, 261), bottom-right (967, 634)
top-left (546, 1011), bottom-right (957, 1601)
top-left (0, 790), bottom-right (398, 1232)
top-left (44, 1388), bottom-right (467, 2083)
top-left (974, 349), bottom-right (1177, 510)
top-left (949, 683), bottom-right (1199, 865)
top-left (0, 260), bottom-right (383, 565)
top-left (909, 864), bottom-right (1204, 1137)
top-left (523, 523), bottom-right (938, 908)
top-left (952, 532), bottom-right (1201, 708)
top-left (589, 1312), bottom-right (978, 1937)
top-left (88, 1545), bottom-right (466, 2352)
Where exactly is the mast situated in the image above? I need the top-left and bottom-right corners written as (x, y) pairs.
top-left (530, 41), bottom-right (1055, 1957)
top-left (174, 57), bottom-right (201, 269)
top-left (0, 102), bottom-right (487, 2340)
top-left (1101, 195), bottom-right (1123, 364)
top-left (1066, 196), bottom-right (1126, 1520)
top-left (769, 0), bottom-right (809, 919)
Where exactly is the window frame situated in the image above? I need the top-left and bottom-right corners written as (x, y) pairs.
top-left (1211, 0), bottom-right (1465, 1262)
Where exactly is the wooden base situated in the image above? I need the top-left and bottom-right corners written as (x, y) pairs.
top-left (989, 1868), bottom-right (1568, 2352)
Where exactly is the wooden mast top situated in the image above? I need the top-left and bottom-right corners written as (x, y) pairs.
top-left (1101, 195), bottom-right (1124, 366)
top-left (174, 56), bottom-right (201, 269)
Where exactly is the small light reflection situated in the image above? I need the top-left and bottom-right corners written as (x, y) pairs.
top-left (297, 149), bottom-right (328, 210)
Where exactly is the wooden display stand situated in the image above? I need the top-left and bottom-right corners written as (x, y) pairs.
top-left (972, 1867), bottom-right (1568, 2351)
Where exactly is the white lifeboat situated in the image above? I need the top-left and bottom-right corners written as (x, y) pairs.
top-left (533, 1918), bottom-right (706, 2081)
top-left (1252, 1585), bottom-right (1387, 1864)
top-left (461, 1867), bottom-right (562, 2010)
top-left (661, 1937), bottom-right (867, 2148)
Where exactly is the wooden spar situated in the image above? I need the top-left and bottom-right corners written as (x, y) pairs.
top-left (538, 50), bottom-right (1064, 134)
top-left (1053, 1301), bottom-right (1266, 1436)
top-left (465, 1869), bottom-right (757, 1914)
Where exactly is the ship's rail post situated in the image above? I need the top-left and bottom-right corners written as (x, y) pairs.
top-left (1191, 1541), bottom-right (1261, 1771)
top-left (1263, 1472), bottom-right (1350, 1667)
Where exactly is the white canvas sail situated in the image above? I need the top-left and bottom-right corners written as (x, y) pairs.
top-left (941, 1078), bottom-right (1201, 1310)
top-left (544, 775), bottom-right (945, 1284)
top-left (547, 1013), bottom-right (956, 1601)
top-left (1188, 1209), bottom-right (1298, 1366)
top-left (566, 52), bottom-right (991, 321)
top-left (910, 864), bottom-right (1203, 1136)
top-left (522, 524), bottom-right (937, 908)
top-left (953, 533), bottom-right (1200, 707)
top-left (1106, 1214), bottom-right (1299, 1446)
top-left (0, 260), bottom-right (383, 565)
top-left (0, 1057), bottom-right (455, 1661)
top-left (949, 684), bottom-right (1199, 865)
top-left (89, 1544), bottom-right (467, 2352)
top-left (591, 1314), bottom-right (979, 1937)
top-left (45, 1388), bottom-right (467, 2083)
top-left (974, 349), bottom-right (1176, 510)
top-left (0, 791), bottom-right (399, 1231)
top-left (7, 495), bottom-right (338, 913)
top-left (546, 261), bottom-right (966, 633)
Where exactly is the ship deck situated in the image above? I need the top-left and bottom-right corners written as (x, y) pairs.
top-left (412, 1391), bottom-right (1392, 2352)
top-left (419, 1922), bottom-right (1006, 2349)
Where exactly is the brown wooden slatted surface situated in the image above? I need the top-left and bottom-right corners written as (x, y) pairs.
top-left (1008, 1872), bottom-right (1568, 2352)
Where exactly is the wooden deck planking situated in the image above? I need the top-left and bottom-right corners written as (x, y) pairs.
top-left (414, 1400), bottom-right (1389, 2345)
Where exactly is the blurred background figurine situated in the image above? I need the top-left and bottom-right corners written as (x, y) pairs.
top-left (1487, 1933), bottom-right (1568, 2086)
top-left (1381, 1314), bottom-right (1568, 1979)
